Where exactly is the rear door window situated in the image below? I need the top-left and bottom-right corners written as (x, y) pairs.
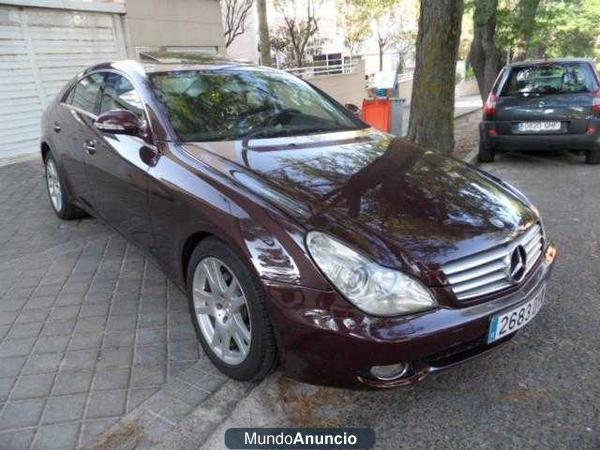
top-left (501, 63), bottom-right (599, 96)
top-left (70, 73), bottom-right (104, 114)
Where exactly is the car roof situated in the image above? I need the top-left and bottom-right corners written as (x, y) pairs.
top-left (82, 52), bottom-right (261, 78)
top-left (507, 58), bottom-right (596, 68)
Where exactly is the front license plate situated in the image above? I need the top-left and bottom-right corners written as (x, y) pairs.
top-left (517, 121), bottom-right (561, 133)
top-left (487, 287), bottom-right (546, 343)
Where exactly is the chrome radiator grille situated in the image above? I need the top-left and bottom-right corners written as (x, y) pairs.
top-left (441, 223), bottom-right (544, 301)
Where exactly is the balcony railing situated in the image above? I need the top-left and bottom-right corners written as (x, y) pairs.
top-left (397, 71), bottom-right (414, 83)
top-left (285, 61), bottom-right (359, 79)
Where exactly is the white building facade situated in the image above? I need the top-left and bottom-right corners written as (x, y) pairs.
top-left (0, 0), bottom-right (225, 159)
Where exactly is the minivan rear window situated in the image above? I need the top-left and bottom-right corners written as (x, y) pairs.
top-left (501, 63), bottom-right (599, 96)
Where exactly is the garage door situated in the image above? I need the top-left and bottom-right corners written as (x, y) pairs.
top-left (0, 5), bottom-right (126, 159)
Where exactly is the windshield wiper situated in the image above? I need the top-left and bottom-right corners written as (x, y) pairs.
top-left (241, 126), bottom-right (356, 146)
top-left (240, 128), bottom-right (295, 145)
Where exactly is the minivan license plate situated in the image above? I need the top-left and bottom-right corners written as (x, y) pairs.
top-left (487, 287), bottom-right (546, 343)
top-left (517, 121), bottom-right (561, 132)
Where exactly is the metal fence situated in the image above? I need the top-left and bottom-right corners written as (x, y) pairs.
top-left (397, 71), bottom-right (414, 83)
top-left (285, 61), bottom-right (359, 79)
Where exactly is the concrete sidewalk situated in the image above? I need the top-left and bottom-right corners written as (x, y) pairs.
top-left (395, 93), bottom-right (481, 136)
top-left (454, 94), bottom-right (483, 118)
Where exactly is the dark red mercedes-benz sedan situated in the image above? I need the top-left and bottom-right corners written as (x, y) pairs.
top-left (40, 54), bottom-right (556, 388)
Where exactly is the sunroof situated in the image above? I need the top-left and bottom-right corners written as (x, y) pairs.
top-left (136, 48), bottom-right (247, 66)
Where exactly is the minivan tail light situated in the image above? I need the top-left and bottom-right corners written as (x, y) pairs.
top-left (593, 90), bottom-right (600, 113)
top-left (484, 93), bottom-right (498, 118)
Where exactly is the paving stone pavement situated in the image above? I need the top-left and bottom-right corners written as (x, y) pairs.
top-left (0, 159), bottom-right (226, 449)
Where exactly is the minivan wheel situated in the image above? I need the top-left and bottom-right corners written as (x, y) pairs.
top-left (186, 238), bottom-right (277, 381)
top-left (44, 152), bottom-right (86, 220)
top-left (585, 150), bottom-right (600, 165)
top-left (477, 138), bottom-right (495, 163)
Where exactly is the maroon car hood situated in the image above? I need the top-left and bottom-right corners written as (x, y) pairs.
top-left (183, 130), bottom-right (538, 273)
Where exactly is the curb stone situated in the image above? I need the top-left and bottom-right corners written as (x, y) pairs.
top-left (156, 373), bottom-right (287, 450)
top-left (463, 147), bottom-right (479, 164)
top-left (152, 378), bottom-right (260, 450)
top-left (455, 107), bottom-right (481, 164)
top-left (88, 357), bottom-right (254, 449)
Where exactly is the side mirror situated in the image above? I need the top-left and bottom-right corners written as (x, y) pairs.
top-left (94, 110), bottom-right (148, 139)
top-left (344, 103), bottom-right (361, 116)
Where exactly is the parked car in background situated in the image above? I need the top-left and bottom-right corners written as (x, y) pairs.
top-left (479, 58), bottom-right (600, 164)
top-left (41, 55), bottom-right (556, 388)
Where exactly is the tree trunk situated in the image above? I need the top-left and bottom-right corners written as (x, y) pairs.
top-left (256, 0), bottom-right (272, 66)
top-left (407, 0), bottom-right (464, 155)
top-left (468, 0), bottom-right (504, 101)
top-left (378, 42), bottom-right (384, 71)
top-left (515, 0), bottom-right (541, 60)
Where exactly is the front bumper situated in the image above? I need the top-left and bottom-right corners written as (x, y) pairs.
top-left (264, 243), bottom-right (557, 388)
top-left (480, 120), bottom-right (600, 152)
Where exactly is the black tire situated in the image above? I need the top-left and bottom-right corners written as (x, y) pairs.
top-left (44, 152), bottom-right (86, 220)
top-left (477, 137), bottom-right (495, 163)
top-left (186, 237), bottom-right (277, 381)
top-left (585, 150), bottom-right (600, 164)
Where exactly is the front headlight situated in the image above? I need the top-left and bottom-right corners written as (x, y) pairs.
top-left (306, 231), bottom-right (437, 316)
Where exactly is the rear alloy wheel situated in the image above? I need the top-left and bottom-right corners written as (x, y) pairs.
top-left (585, 150), bottom-right (600, 165)
top-left (477, 137), bottom-right (495, 163)
top-left (44, 152), bottom-right (86, 220)
top-left (193, 257), bottom-right (252, 365)
top-left (46, 157), bottom-right (63, 213)
top-left (187, 238), bottom-right (277, 381)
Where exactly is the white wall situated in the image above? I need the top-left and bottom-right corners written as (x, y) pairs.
top-left (124, 0), bottom-right (225, 57)
top-left (307, 60), bottom-right (366, 107)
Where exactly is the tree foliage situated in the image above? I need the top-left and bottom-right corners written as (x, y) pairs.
top-left (339, 0), bottom-right (415, 71)
top-left (337, 1), bottom-right (371, 56)
top-left (221, 0), bottom-right (255, 48)
top-left (467, 0), bottom-right (599, 99)
top-left (496, 0), bottom-right (600, 60)
top-left (271, 0), bottom-right (323, 68)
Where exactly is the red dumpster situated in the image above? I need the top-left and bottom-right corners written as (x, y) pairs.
top-left (362, 98), bottom-right (391, 132)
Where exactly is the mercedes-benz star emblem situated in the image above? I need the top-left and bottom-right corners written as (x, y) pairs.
top-left (508, 245), bottom-right (527, 282)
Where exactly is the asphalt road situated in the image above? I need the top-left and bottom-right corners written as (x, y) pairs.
top-left (196, 150), bottom-right (599, 450)
top-left (314, 150), bottom-right (600, 449)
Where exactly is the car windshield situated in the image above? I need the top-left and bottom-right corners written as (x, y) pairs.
top-left (502, 63), bottom-right (599, 96)
top-left (149, 68), bottom-right (364, 142)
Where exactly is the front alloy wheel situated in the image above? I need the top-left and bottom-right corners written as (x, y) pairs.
top-left (186, 238), bottom-right (277, 381)
top-left (192, 257), bottom-right (252, 365)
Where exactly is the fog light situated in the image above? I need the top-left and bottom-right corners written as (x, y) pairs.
top-left (370, 363), bottom-right (410, 381)
top-left (545, 244), bottom-right (557, 264)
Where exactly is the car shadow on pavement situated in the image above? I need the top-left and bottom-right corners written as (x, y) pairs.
top-left (489, 150), bottom-right (587, 166)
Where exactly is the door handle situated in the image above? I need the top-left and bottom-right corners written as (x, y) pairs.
top-left (53, 123), bottom-right (61, 133)
top-left (84, 140), bottom-right (97, 155)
